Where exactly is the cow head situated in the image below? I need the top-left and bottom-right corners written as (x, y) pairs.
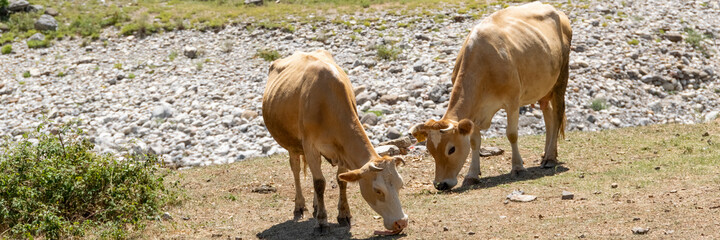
top-left (338, 156), bottom-right (408, 232)
top-left (409, 119), bottom-right (474, 191)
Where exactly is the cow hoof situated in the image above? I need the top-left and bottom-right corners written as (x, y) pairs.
top-left (541, 159), bottom-right (558, 168)
top-left (313, 224), bottom-right (329, 235)
top-left (510, 167), bottom-right (527, 178)
top-left (337, 216), bottom-right (352, 227)
top-left (462, 177), bottom-right (482, 187)
top-left (293, 207), bottom-right (307, 220)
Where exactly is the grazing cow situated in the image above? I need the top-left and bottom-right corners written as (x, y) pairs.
top-left (409, 2), bottom-right (572, 190)
top-left (262, 50), bottom-right (408, 234)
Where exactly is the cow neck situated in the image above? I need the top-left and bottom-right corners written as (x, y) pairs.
top-left (442, 76), bottom-right (476, 122)
top-left (339, 120), bottom-right (379, 170)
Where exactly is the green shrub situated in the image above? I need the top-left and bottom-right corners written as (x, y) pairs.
top-left (627, 39), bottom-right (639, 45)
top-left (255, 49), bottom-right (281, 62)
top-left (1, 44), bottom-right (11, 54)
top-left (27, 39), bottom-right (50, 49)
top-left (0, 0), bottom-right (8, 9)
top-left (376, 44), bottom-right (401, 61)
top-left (0, 122), bottom-right (175, 239)
top-left (128, 73), bottom-right (136, 79)
top-left (590, 98), bottom-right (608, 111)
top-left (22, 71), bottom-right (30, 78)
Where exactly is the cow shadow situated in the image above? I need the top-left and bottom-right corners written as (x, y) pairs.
top-left (256, 219), bottom-right (407, 240)
top-left (450, 164), bottom-right (570, 193)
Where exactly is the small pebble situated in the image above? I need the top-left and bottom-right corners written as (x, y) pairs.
top-left (611, 183), bottom-right (619, 188)
top-left (632, 227), bottom-right (649, 235)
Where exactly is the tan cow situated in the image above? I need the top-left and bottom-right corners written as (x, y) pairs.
top-left (410, 2), bottom-right (572, 191)
top-left (263, 50), bottom-right (408, 234)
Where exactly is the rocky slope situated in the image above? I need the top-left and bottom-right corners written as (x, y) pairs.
top-left (1, 0), bottom-right (719, 168)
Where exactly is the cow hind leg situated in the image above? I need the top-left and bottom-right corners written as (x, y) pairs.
top-left (539, 98), bottom-right (559, 168)
top-left (336, 166), bottom-right (352, 227)
top-left (290, 153), bottom-right (307, 220)
top-left (304, 148), bottom-right (328, 233)
top-left (506, 105), bottom-right (526, 177)
top-left (542, 54), bottom-right (569, 168)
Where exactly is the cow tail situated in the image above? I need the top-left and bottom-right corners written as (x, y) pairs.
top-left (553, 45), bottom-right (570, 140)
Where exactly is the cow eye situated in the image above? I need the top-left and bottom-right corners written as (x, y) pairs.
top-left (448, 146), bottom-right (456, 155)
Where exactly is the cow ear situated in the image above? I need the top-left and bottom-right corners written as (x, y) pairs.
top-left (338, 169), bottom-right (364, 182)
top-left (409, 123), bottom-right (428, 142)
top-left (458, 119), bottom-right (473, 135)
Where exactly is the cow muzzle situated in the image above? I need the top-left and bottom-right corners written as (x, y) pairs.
top-left (433, 179), bottom-right (458, 191)
top-left (393, 216), bottom-right (408, 231)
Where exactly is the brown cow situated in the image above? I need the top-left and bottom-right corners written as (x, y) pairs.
top-left (410, 2), bottom-right (572, 190)
top-left (263, 50), bottom-right (408, 234)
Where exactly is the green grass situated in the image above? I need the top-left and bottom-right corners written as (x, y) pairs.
top-left (0, 122), bottom-right (177, 239)
top-left (22, 71), bottom-right (30, 78)
top-left (1, 44), bottom-right (10, 54)
top-left (128, 73), bottom-right (136, 79)
top-left (1, 0), bottom-right (517, 42)
top-left (114, 63), bottom-right (122, 70)
top-left (255, 49), bottom-right (281, 62)
top-left (627, 39), bottom-right (639, 45)
top-left (376, 44), bottom-right (401, 60)
top-left (57, 71), bottom-right (66, 77)
top-left (590, 98), bottom-right (608, 111)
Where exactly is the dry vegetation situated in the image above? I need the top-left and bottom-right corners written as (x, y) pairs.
top-left (141, 120), bottom-right (720, 239)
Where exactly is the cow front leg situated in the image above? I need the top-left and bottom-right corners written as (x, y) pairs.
top-left (304, 149), bottom-right (328, 233)
top-left (336, 166), bottom-right (352, 227)
top-left (506, 106), bottom-right (526, 177)
top-left (289, 153), bottom-right (307, 220)
top-left (462, 131), bottom-right (483, 186)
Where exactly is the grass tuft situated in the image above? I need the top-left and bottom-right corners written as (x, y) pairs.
top-left (1, 44), bottom-right (11, 54)
top-left (376, 44), bottom-right (401, 60)
top-left (255, 49), bottom-right (281, 62)
top-left (590, 98), bottom-right (608, 111)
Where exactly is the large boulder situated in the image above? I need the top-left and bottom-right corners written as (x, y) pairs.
top-left (34, 14), bottom-right (58, 31)
top-left (8, 0), bottom-right (30, 12)
top-left (28, 32), bottom-right (45, 42)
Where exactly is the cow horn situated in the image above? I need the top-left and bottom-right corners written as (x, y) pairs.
top-left (439, 123), bottom-right (455, 133)
top-left (394, 157), bottom-right (406, 167)
top-left (369, 162), bottom-right (384, 172)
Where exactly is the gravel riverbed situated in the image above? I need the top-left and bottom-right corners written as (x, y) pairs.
top-left (1, 0), bottom-right (719, 168)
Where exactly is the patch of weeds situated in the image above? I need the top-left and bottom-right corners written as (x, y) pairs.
top-left (255, 49), bottom-right (281, 62)
top-left (281, 22), bottom-right (296, 33)
top-left (684, 28), bottom-right (712, 57)
top-left (376, 44), bottom-right (401, 61)
top-left (397, 22), bottom-right (411, 28)
top-left (27, 39), bottom-right (50, 49)
top-left (224, 194), bottom-right (237, 201)
top-left (114, 63), bottom-right (122, 70)
top-left (169, 51), bottom-right (178, 61)
top-left (601, 22), bottom-right (608, 27)
top-left (590, 98), bottom-right (608, 111)
top-left (196, 62), bottom-right (203, 71)
top-left (128, 73), bottom-right (136, 79)
top-left (350, 35), bottom-right (358, 41)
top-left (627, 39), bottom-right (639, 45)
top-left (0, 121), bottom-right (176, 239)
top-left (57, 72), bottom-right (66, 77)
top-left (1, 44), bottom-right (11, 54)
top-left (22, 71), bottom-right (30, 78)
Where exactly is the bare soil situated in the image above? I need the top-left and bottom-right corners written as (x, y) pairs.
top-left (143, 120), bottom-right (720, 239)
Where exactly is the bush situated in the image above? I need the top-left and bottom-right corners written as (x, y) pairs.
top-left (22, 71), bottom-right (30, 78)
top-left (1, 44), bottom-right (11, 54)
top-left (376, 44), bottom-right (401, 61)
top-left (0, 122), bottom-right (175, 239)
top-left (255, 49), bottom-right (281, 62)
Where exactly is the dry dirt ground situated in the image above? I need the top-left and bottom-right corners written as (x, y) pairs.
top-left (142, 119), bottom-right (720, 239)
